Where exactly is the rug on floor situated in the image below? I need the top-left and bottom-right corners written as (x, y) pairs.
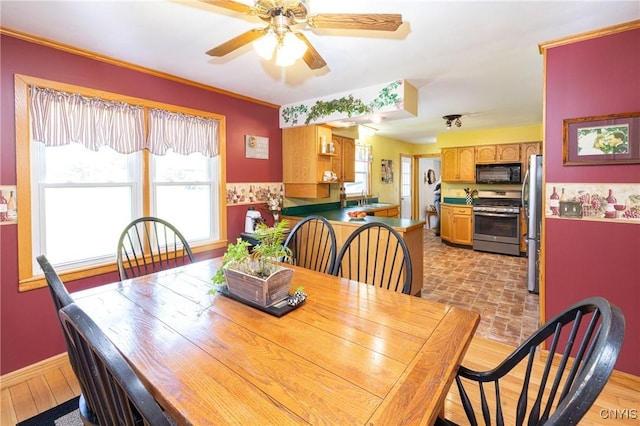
top-left (17, 396), bottom-right (82, 426)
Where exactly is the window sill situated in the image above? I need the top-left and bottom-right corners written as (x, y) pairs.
top-left (19, 240), bottom-right (228, 292)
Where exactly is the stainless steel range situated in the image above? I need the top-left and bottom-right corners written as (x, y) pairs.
top-left (473, 190), bottom-right (521, 256)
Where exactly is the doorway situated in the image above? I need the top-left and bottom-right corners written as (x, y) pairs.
top-left (418, 157), bottom-right (441, 227)
top-left (400, 154), bottom-right (412, 219)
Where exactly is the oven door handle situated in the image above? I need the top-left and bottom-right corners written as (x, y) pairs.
top-left (473, 212), bottom-right (520, 218)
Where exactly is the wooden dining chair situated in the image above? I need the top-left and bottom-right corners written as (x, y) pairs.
top-left (59, 303), bottom-right (173, 426)
top-left (438, 297), bottom-right (625, 426)
top-left (117, 216), bottom-right (195, 280)
top-left (36, 254), bottom-right (98, 425)
top-left (284, 215), bottom-right (337, 274)
top-left (331, 222), bottom-right (412, 294)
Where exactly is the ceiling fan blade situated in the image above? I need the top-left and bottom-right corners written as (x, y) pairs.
top-left (295, 33), bottom-right (327, 70)
top-left (206, 28), bottom-right (267, 57)
top-left (308, 13), bottom-right (403, 32)
top-left (198, 0), bottom-right (255, 15)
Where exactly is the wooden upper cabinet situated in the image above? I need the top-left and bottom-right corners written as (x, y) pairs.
top-left (520, 141), bottom-right (542, 179)
top-left (442, 147), bottom-right (475, 182)
top-left (340, 137), bottom-right (356, 182)
top-left (441, 149), bottom-right (458, 182)
top-left (282, 125), bottom-right (332, 198)
top-left (475, 144), bottom-right (521, 164)
top-left (496, 144), bottom-right (520, 162)
top-left (458, 147), bottom-right (475, 181)
top-left (330, 135), bottom-right (356, 182)
top-left (283, 125), bottom-right (330, 184)
top-left (475, 145), bottom-right (497, 164)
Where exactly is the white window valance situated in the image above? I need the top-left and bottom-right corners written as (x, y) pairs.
top-left (30, 86), bottom-right (145, 153)
top-left (147, 108), bottom-right (219, 157)
top-left (29, 86), bottom-right (219, 157)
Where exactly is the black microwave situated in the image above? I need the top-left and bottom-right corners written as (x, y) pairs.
top-left (475, 163), bottom-right (522, 184)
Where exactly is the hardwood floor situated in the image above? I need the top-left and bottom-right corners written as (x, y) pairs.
top-left (1, 354), bottom-right (81, 425)
top-left (2, 228), bottom-right (638, 424)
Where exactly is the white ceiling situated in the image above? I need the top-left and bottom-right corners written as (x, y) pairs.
top-left (1, 1), bottom-right (638, 144)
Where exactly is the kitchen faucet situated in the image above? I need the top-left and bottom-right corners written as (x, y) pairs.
top-left (359, 190), bottom-right (367, 206)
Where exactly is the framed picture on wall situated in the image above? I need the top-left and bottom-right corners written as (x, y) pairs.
top-left (381, 159), bottom-right (393, 183)
top-left (563, 111), bottom-right (640, 165)
top-left (245, 135), bottom-right (269, 159)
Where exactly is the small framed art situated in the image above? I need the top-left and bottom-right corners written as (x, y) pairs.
top-left (245, 135), bottom-right (269, 159)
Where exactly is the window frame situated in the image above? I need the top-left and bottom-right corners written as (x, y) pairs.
top-left (15, 74), bottom-right (228, 292)
top-left (344, 144), bottom-right (372, 197)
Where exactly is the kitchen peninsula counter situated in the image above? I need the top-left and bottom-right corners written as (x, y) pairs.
top-left (282, 206), bottom-right (425, 296)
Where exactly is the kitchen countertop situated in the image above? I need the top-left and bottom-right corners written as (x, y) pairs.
top-left (283, 204), bottom-right (425, 232)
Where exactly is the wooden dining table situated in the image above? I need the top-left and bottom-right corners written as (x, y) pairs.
top-left (72, 258), bottom-right (480, 425)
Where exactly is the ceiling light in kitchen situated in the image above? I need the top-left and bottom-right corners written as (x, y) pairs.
top-left (443, 114), bottom-right (462, 129)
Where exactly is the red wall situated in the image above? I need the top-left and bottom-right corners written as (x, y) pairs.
top-left (544, 28), bottom-right (640, 375)
top-left (0, 35), bottom-right (282, 374)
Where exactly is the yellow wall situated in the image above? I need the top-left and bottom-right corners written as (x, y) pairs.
top-left (413, 144), bottom-right (441, 155)
top-left (361, 133), bottom-right (415, 204)
top-left (436, 124), bottom-right (542, 147)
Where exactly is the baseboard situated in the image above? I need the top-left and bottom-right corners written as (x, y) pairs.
top-left (0, 352), bottom-right (70, 390)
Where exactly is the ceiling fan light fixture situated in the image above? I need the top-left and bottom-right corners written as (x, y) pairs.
top-left (275, 46), bottom-right (295, 66)
top-left (253, 31), bottom-right (278, 60)
top-left (275, 31), bottom-right (307, 66)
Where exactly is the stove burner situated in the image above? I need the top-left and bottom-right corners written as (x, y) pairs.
top-left (473, 195), bottom-right (521, 214)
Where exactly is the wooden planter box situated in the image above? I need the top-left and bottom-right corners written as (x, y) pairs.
top-left (224, 264), bottom-right (293, 307)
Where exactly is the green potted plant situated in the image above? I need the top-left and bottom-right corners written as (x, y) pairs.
top-left (211, 220), bottom-right (294, 307)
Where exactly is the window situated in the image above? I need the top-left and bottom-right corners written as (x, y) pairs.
top-left (15, 75), bottom-right (227, 291)
top-left (31, 143), bottom-right (141, 269)
top-left (344, 143), bottom-right (372, 196)
top-left (151, 150), bottom-right (219, 244)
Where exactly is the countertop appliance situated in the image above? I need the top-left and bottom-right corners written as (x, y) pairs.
top-left (476, 163), bottom-right (522, 184)
top-left (245, 207), bottom-right (263, 233)
top-left (522, 154), bottom-right (542, 294)
top-left (472, 190), bottom-right (521, 256)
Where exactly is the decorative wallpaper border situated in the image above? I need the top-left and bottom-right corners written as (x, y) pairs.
top-left (226, 182), bottom-right (283, 206)
top-left (545, 182), bottom-right (640, 223)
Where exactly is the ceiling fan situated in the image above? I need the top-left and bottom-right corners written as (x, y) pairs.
top-left (201, 0), bottom-right (403, 69)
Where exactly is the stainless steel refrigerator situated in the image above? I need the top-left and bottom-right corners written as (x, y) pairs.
top-left (521, 154), bottom-right (542, 293)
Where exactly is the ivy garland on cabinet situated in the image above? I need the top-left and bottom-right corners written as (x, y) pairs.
top-left (281, 80), bottom-right (403, 126)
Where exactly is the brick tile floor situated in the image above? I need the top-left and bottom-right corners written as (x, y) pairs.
top-left (421, 228), bottom-right (540, 347)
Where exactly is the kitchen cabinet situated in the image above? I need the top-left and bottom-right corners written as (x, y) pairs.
top-left (475, 144), bottom-right (520, 164)
top-left (475, 145), bottom-right (497, 164)
top-left (496, 144), bottom-right (520, 162)
top-left (441, 204), bottom-right (473, 246)
top-left (441, 147), bottom-right (475, 182)
top-left (371, 205), bottom-right (399, 218)
top-left (520, 141), bottom-right (542, 179)
top-left (282, 125), bottom-right (333, 198)
top-left (330, 135), bottom-right (356, 182)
